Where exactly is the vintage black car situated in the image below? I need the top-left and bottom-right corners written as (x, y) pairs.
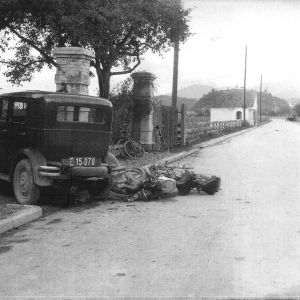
top-left (0, 91), bottom-right (122, 206)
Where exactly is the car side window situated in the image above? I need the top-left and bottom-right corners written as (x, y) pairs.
top-left (0, 99), bottom-right (8, 123)
top-left (12, 101), bottom-right (27, 124)
top-left (57, 106), bottom-right (104, 123)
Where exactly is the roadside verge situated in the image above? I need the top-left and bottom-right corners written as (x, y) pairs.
top-left (0, 205), bottom-right (42, 234)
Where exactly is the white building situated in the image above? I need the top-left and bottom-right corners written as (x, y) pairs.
top-left (209, 90), bottom-right (258, 126)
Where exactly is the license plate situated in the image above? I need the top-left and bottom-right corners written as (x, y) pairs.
top-left (64, 157), bottom-right (97, 167)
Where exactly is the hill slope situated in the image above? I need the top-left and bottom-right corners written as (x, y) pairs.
top-left (193, 89), bottom-right (291, 116)
top-left (260, 93), bottom-right (291, 116)
top-left (193, 89), bottom-right (256, 110)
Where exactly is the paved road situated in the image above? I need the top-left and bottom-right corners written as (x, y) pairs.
top-left (1, 119), bottom-right (300, 298)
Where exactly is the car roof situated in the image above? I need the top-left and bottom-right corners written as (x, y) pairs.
top-left (0, 90), bottom-right (112, 107)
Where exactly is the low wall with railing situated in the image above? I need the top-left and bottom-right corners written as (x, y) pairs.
top-left (184, 120), bottom-right (242, 144)
top-left (177, 104), bottom-right (273, 146)
top-left (257, 116), bottom-right (271, 125)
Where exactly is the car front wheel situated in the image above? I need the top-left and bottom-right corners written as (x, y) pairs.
top-left (13, 159), bottom-right (40, 205)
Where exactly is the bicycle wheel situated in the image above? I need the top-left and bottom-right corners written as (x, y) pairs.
top-left (124, 140), bottom-right (145, 159)
top-left (159, 136), bottom-right (169, 152)
top-left (117, 139), bottom-right (127, 157)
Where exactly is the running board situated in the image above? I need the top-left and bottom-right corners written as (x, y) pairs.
top-left (0, 173), bottom-right (9, 181)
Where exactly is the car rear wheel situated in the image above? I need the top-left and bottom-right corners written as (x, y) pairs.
top-left (13, 159), bottom-right (40, 205)
top-left (87, 179), bottom-right (112, 200)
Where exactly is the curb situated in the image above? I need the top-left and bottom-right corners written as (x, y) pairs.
top-left (155, 148), bottom-right (199, 166)
top-left (0, 204), bottom-right (42, 234)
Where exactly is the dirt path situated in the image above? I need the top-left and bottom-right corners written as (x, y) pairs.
top-left (1, 119), bottom-right (300, 298)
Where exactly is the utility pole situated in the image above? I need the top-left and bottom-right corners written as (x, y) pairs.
top-left (172, 0), bottom-right (181, 109)
top-left (243, 45), bottom-right (247, 122)
top-left (171, 0), bottom-right (180, 148)
top-left (172, 40), bottom-right (179, 109)
top-left (259, 74), bottom-right (262, 125)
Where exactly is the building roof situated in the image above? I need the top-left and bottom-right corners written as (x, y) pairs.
top-left (194, 89), bottom-right (257, 109)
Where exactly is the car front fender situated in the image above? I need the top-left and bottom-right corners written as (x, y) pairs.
top-left (10, 148), bottom-right (51, 186)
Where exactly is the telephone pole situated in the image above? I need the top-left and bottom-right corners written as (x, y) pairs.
top-left (243, 46), bottom-right (247, 122)
top-left (259, 74), bottom-right (262, 125)
top-left (171, 0), bottom-right (180, 109)
top-left (172, 39), bottom-right (179, 109)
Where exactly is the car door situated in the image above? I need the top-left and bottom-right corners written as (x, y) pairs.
top-left (0, 98), bottom-right (9, 173)
top-left (5, 100), bottom-right (29, 169)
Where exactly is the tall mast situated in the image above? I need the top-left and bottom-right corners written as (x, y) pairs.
top-left (260, 74), bottom-right (262, 125)
top-left (243, 45), bottom-right (247, 121)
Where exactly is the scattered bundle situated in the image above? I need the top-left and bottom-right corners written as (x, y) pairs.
top-left (116, 164), bottom-right (221, 202)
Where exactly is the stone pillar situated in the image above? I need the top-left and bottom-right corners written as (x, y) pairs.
top-left (131, 72), bottom-right (157, 150)
top-left (52, 47), bottom-right (95, 95)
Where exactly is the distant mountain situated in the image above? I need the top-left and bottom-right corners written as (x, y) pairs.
top-left (156, 83), bottom-right (217, 110)
top-left (156, 95), bottom-right (197, 110)
top-left (165, 84), bottom-right (216, 99)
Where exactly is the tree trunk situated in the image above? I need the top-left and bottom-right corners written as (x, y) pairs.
top-left (96, 66), bottom-right (111, 99)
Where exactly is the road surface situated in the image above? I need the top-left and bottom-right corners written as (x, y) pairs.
top-left (1, 118), bottom-right (300, 298)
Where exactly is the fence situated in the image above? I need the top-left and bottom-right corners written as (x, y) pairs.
top-left (183, 120), bottom-right (242, 144)
top-left (112, 102), bottom-right (270, 150)
top-left (153, 102), bottom-right (178, 150)
top-left (257, 116), bottom-right (271, 125)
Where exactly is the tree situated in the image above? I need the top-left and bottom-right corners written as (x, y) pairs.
top-left (293, 103), bottom-right (300, 117)
top-left (0, 0), bottom-right (192, 98)
top-left (110, 77), bottom-right (134, 133)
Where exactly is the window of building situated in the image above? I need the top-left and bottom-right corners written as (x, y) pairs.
top-left (205, 109), bottom-right (210, 116)
top-left (236, 111), bottom-right (242, 120)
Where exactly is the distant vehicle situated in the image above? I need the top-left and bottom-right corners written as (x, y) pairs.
top-left (286, 116), bottom-right (296, 121)
top-left (0, 91), bottom-right (122, 207)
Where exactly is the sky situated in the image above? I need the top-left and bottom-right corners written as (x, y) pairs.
top-left (1, 0), bottom-right (300, 98)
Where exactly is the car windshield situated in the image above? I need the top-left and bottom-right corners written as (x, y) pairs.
top-left (57, 106), bottom-right (104, 123)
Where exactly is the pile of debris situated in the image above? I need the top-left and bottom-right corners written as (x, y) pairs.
top-left (112, 164), bottom-right (221, 202)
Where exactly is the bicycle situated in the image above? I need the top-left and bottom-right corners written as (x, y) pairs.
top-left (116, 124), bottom-right (145, 159)
top-left (154, 125), bottom-right (169, 152)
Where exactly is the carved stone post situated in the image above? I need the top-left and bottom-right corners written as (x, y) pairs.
top-left (52, 47), bottom-right (95, 95)
top-left (131, 72), bottom-right (157, 151)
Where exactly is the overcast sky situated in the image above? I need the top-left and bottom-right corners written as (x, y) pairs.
top-left (1, 0), bottom-right (300, 97)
